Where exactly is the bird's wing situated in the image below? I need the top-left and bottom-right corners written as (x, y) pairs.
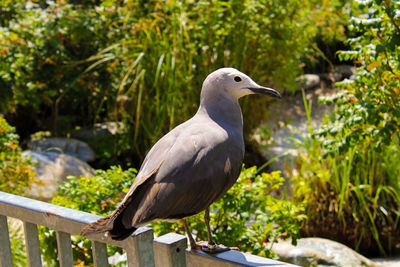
top-left (120, 118), bottom-right (244, 228)
top-left (105, 120), bottom-right (184, 222)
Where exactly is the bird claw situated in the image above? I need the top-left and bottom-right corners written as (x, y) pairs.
top-left (194, 241), bottom-right (239, 254)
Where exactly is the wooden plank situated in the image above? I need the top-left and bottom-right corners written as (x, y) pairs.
top-left (153, 233), bottom-right (187, 267)
top-left (0, 191), bottom-right (297, 267)
top-left (56, 231), bottom-right (73, 267)
top-left (92, 241), bottom-right (109, 267)
top-left (23, 222), bottom-right (42, 267)
top-left (0, 215), bottom-right (13, 267)
top-left (186, 249), bottom-right (299, 267)
top-left (0, 191), bottom-right (151, 247)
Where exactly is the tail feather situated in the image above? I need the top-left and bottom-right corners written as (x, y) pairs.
top-left (109, 226), bottom-right (137, 240)
top-left (80, 215), bottom-right (113, 237)
top-left (81, 181), bottom-right (146, 240)
top-left (108, 210), bottom-right (137, 240)
top-left (80, 214), bottom-right (137, 240)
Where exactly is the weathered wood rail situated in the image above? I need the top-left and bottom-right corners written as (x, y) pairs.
top-left (0, 191), bottom-right (296, 266)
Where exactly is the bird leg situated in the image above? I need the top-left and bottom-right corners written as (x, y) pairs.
top-left (197, 207), bottom-right (230, 253)
top-left (198, 207), bottom-right (238, 253)
top-left (181, 209), bottom-right (238, 253)
top-left (182, 218), bottom-right (199, 250)
top-left (204, 206), bottom-right (215, 246)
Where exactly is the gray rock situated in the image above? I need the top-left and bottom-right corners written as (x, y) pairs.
top-left (372, 256), bottom-right (400, 267)
top-left (297, 74), bottom-right (321, 90)
top-left (330, 72), bottom-right (343, 83)
top-left (71, 121), bottom-right (125, 141)
top-left (334, 65), bottom-right (357, 78)
top-left (28, 137), bottom-right (95, 162)
top-left (321, 72), bottom-right (343, 83)
top-left (273, 244), bottom-right (333, 266)
top-left (271, 238), bottom-right (378, 267)
top-left (22, 150), bottom-right (95, 200)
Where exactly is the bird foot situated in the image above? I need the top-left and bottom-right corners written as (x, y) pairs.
top-left (193, 241), bottom-right (239, 254)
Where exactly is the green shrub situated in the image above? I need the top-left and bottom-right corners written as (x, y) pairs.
top-left (291, 1), bottom-right (400, 255)
top-left (39, 166), bottom-right (135, 266)
top-left (0, 1), bottom-right (123, 133)
top-left (0, 116), bottom-right (36, 266)
top-left (318, 3), bottom-right (400, 155)
top-left (0, 0), bottom-right (23, 27)
top-left (0, 116), bottom-right (36, 195)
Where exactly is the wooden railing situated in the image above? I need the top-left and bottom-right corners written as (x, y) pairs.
top-left (0, 191), bottom-right (296, 267)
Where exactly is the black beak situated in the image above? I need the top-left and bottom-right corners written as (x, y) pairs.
top-left (247, 86), bottom-right (281, 98)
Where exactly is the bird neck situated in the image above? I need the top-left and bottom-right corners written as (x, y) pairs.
top-left (197, 92), bottom-right (243, 131)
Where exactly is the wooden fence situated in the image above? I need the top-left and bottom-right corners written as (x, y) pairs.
top-left (0, 191), bottom-right (296, 267)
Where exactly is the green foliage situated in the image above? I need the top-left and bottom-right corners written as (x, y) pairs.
top-left (39, 166), bottom-right (136, 266)
top-left (0, 0), bottom-right (24, 27)
top-left (0, 116), bottom-right (36, 195)
top-left (95, 0), bottom-right (348, 162)
top-left (291, 134), bottom-right (400, 256)
top-left (0, 1), bottom-right (122, 133)
top-left (0, 117), bottom-right (34, 266)
top-left (292, 1), bottom-right (400, 255)
top-left (297, 0), bottom-right (350, 71)
top-left (319, 0), bottom-right (400, 153)
top-left (152, 167), bottom-right (306, 258)
top-left (1, 0), bottom-right (348, 166)
top-left (0, 115), bottom-right (18, 151)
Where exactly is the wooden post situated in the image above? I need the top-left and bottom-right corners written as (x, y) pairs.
top-left (56, 231), bottom-right (73, 267)
top-left (23, 222), bottom-right (42, 267)
top-left (0, 215), bottom-right (13, 267)
top-left (125, 227), bottom-right (155, 267)
top-left (153, 233), bottom-right (187, 267)
top-left (92, 241), bottom-right (109, 267)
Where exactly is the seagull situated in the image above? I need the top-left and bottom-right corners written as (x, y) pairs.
top-left (81, 67), bottom-right (281, 253)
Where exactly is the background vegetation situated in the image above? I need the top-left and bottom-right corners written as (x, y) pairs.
top-left (290, 0), bottom-right (400, 256)
top-left (0, 116), bottom-right (35, 265)
top-left (0, 116), bottom-right (36, 195)
top-left (0, 0), bottom-right (348, 167)
top-left (1, 0), bottom-right (399, 264)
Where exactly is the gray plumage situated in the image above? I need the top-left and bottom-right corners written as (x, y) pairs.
top-left (81, 68), bottom-right (280, 242)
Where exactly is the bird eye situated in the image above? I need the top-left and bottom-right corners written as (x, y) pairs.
top-left (234, 76), bottom-right (242, 82)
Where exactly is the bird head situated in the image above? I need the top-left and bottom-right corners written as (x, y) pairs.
top-left (201, 68), bottom-right (281, 101)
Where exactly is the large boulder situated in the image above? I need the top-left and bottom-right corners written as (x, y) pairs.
top-left (271, 238), bottom-right (378, 267)
top-left (28, 137), bottom-right (95, 162)
top-left (22, 150), bottom-right (95, 200)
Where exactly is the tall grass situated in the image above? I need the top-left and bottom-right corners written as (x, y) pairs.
top-left (289, 93), bottom-right (400, 256)
top-left (82, 0), bottom-right (348, 164)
